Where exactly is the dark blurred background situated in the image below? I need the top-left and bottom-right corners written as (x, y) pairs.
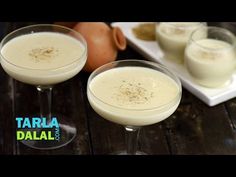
top-left (1, 22), bottom-right (236, 35)
top-left (208, 22), bottom-right (236, 33)
top-left (0, 22), bottom-right (52, 38)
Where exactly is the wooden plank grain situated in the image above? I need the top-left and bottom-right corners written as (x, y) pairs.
top-left (138, 123), bottom-right (170, 154)
top-left (0, 23), bottom-right (14, 154)
top-left (225, 98), bottom-right (236, 129)
top-left (15, 73), bottom-right (91, 154)
top-left (85, 100), bottom-right (170, 155)
top-left (198, 102), bottom-right (236, 154)
top-left (164, 102), bottom-right (206, 154)
top-left (0, 68), bottom-right (15, 154)
top-left (165, 89), bottom-right (236, 155)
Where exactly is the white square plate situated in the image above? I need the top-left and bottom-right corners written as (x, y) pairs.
top-left (111, 22), bottom-right (236, 106)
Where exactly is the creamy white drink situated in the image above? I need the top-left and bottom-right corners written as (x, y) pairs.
top-left (88, 67), bottom-right (181, 126)
top-left (1, 32), bottom-right (86, 85)
top-left (156, 22), bottom-right (206, 63)
top-left (185, 38), bottom-right (236, 87)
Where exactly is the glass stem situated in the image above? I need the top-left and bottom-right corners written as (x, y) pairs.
top-left (125, 126), bottom-right (141, 155)
top-left (37, 86), bottom-right (52, 122)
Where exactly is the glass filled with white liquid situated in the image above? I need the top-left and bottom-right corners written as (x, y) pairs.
top-left (87, 60), bottom-right (182, 154)
top-left (156, 22), bottom-right (206, 64)
top-left (185, 26), bottom-right (236, 88)
top-left (0, 24), bottom-right (87, 149)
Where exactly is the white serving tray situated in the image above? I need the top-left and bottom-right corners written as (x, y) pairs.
top-left (111, 22), bottom-right (236, 106)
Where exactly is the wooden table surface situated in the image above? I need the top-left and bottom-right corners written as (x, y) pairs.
top-left (0, 23), bottom-right (236, 155)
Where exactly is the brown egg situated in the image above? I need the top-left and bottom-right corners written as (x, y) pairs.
top-left (73, 22), bottom-right (127, 72)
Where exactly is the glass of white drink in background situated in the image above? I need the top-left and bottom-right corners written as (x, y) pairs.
top-left (156, 22), bottom-right (206, 64)
top-left (87, 60), bottom-right (182, 154)
top-left (185, 26), bottom-right (236, 88)
top-left (0, 24), bottom-right (87, 149)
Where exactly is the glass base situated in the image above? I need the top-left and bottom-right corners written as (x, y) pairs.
top-left (19, 115), bottom-right (76, 150)
top-left (111, 151), bottom-right (147, 155)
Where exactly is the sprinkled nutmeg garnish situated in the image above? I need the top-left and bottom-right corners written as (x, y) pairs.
top-left (114, 80), bottom-right (154, 105)
top-left (29, 47), bottom-right (59, 62)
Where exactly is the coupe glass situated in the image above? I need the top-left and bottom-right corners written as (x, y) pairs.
top-left (87, 60), bottom-right (182, 154)
top-left (0, 24), bottom-right (87, 149)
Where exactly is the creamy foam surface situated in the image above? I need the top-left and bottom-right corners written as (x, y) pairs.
top-left (1, 32), bottom-right (85, 70)
top-left (89, 67), bottom-right (180, 110)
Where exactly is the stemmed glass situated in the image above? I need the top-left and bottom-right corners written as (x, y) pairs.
top-left (0, 24), bottom-right (87, 149)
top-left (87, 60), bottom-right (182, 154)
